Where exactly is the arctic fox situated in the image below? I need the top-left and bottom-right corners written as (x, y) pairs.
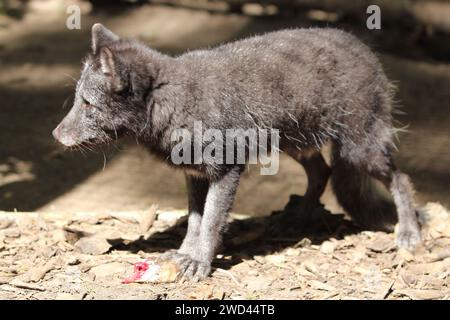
top-left (53, 24), bottom-right (421, 281)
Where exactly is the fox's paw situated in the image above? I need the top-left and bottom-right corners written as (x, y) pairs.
top-left (396, 226), bottom-right (421, 251)
top-left (159, 251), bottom-right (211, 282)
top-left (177, 257), bottom-right (212, 282)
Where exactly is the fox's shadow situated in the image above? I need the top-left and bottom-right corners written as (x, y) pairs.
top-left (115, 195), bottom-right (365, 271)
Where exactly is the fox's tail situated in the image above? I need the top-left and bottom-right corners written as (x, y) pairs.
top-left (330, 144), bottom-right (398, 231)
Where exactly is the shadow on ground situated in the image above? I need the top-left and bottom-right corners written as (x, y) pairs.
top-left (113, 195), bottom-right (364, 271)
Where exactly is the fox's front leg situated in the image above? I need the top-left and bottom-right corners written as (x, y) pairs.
top-left (164, 166), bottom-right (242, 281)
top-left (161, 174), bottom-right (209, 261)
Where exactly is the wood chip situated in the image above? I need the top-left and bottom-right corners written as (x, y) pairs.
top-left (309, 280), bottom-right (336, 291)
top-left (8, 279), bottom-right (45, 291)
top-left (2, 228), bottom-right (21, 238)
top-left (264, 254), bottom-right (286, 265)
top-left (424, 248), bottom-right (450, 262)
top-left (320, 241), bottom-right (336, 254)
top-left (245, 275), bottom-right (273, 292)
top-left (27, 259), bottom-right (58, 282)
top-left (0, 219), bottom-right (14, 230)
top-left (396, 289), bottom-right (444, 300)
top-left (74, 237), bottom-right (111, 255)
top-left (407, 258), bottom-right (450, 275)
top-left (397, 248), bottom-right (415, 262)
top-left (367, 236), bottom-right (395, 253)
top-left (139, 204), bottom-right (158, 233)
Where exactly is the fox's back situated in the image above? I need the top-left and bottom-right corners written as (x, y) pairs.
top-left (175, 28), bottom-right (392, 133)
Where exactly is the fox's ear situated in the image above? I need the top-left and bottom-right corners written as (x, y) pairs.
top-left (91, 23), bottom-right (119, 54)
top-left (99, 47), bottom-right (124, 91)
top-left (99, 47), bottom-right (115, 76)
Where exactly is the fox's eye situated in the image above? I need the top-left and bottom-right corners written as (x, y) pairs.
top-left (82, 97), bottom-right (92, 108)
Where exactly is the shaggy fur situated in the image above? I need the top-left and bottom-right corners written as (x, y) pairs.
top-left (53, 24), bottom-right (421, 281)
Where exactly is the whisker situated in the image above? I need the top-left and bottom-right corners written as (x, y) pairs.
top-left (61, 94), bottom-right (73, 110)
top-left (102, 150), bottom-right (107, 171)
top-left (62, 72), bottom-right (78, 84)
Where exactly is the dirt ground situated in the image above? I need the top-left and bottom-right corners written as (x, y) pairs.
top-left (0, 1), bottom-right (449, 299)
top-left (0, 201), bottom-right (449, 299)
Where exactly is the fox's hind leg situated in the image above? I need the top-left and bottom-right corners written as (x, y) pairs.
top-left (298, 149), bottom-right (331, 211)
top-left (334, 132), bottom-right (422, 250)
top-left (375, 169), bottom-right (422, 250)
top-left (270, 149), bottom-right (331, 233)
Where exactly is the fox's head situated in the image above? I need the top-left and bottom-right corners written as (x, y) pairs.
top-left (53, 24), bottom-right (160, 148)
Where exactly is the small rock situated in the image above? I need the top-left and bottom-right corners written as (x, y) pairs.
top-left (295, 238), bottom-right (312, 248)
top-left (74, 237), bottom-right (111, 255)
top-left (320, 241), bottom-right (336, 254)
